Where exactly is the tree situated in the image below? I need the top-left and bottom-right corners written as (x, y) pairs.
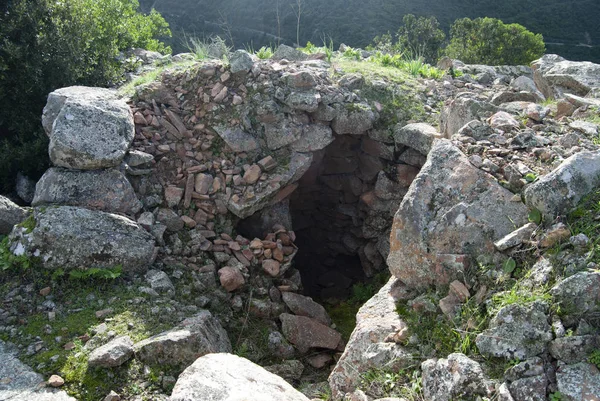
top-left (396, 14), bottom-right (446, 63)
top-left (445, 17), bottom-right (545, 65)
top-left (0, 0), bottom-right (170, 193)
top-left (290, 0), bottom-right (305, 47)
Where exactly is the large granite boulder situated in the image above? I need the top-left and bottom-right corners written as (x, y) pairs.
top-left (134, 310), bottom-right (231, 368)
top-left (33, 168), bottom-right (141, 215)
top-left (524, 151), bottom-right (600, 221)
top-left (532, 54), bottom-right (600, 98)
top-left (212, 126), bottom-right (260, 153)
top-left (170, 353), bottom-right (310, 401)
top-left (7, 206), bottom-right (154, 274)
top-left (290, 124), bottom-right (334, 152)
top-left (0, 195), bottom-right (29, 235)
top-left (387, 139), bottom-right (529, 290)
top-left (329, 278), bottom-right (413, 399)
top-left (42, 86), bottom-right (135, 169)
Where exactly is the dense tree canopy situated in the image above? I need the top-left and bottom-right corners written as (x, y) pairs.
top-left (445, 17), bottom-right (545, 65)
top-left (0, 0), bottom-right (170, 193)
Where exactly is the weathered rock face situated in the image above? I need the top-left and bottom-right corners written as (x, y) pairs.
top-left (476, 301), bottom-right (552, 360)
top-left (502, 357), bottom-right (547, 401)
top-left (8, 206), bottom-right (154, 274)
top-left (212, 126), bottom-right (260, 153)
top-left (226, 152), bottom-right (313, 219)
top-left (229, 49), bottom-right (254, 74)
top-left (16, 173), bottom-right (36, 204)
top-left (556, 362), bottom-right (600, 401)
top-left (43, 86), bottom-right (135, 169)
top-left (421, 353), bottom-right (490, 401)
top-left (532, 54), bottom-right (600, 98)
top-left (329, 278), bottom-right (413, 399)
top-left (87, 336), bottom-right (134, 368)
top-left (510, 76), bottom-right (545, 101)
top-left (0, 340), bottom-right (76, 401)
top-left (33, 168), bottom-right (142, 215)
top-left (169, 353), bottom-right (310, 401)
top-left (524, 151), bottom-right (600, 220)
top-left (551, 272), bottom-right (600, 320)
top-left (387, 139), bottom-right (529, 290)
top-left (550, 335), bottom-right (600, 365)
top-left (145, 269), bottom-right (175, 294)
top-left (439, 96), bottom-right (496, 137)
top-left (0, 195), bottom-right (29, 235)
top-left (272, 44), bottom-right (308, 62)
top-left (393, 123), bottom-right (443, 155)
top-left (331, 103), bottom-right (376, 135)
top-left (281, 291), bottom-right (332, 326)
top-left (279, 313), bottom-right (341, 353)
top-left (134, 310), bottom-right (231, 368)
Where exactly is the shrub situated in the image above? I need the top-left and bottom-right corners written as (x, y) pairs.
top-left (369, 14), bottom-right (445, 64)
top-left (256, 46), bottom-right (275, 59)
top-left (396, 14), bottom-right (446, 64)
top-left (445, 17), bottom-right (545, 65)
top-left (0, 0), bottom-right (171, 193)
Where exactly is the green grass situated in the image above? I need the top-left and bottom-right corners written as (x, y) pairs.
top-left (333, 57), bottom-right (434, 129)
top-left (489, 284), bottom-right (551, 316)
top-left (0, 268), bottom-right (176, 401)
top-left (118, 59), bottom-right (197, 98)
top-left (583, 106), bottom-right (600, 125)
top-left (396, 296), bottom-right (487, 358)
top-left (367, 51), bottom-right (445, 79)
top-left (118, 66), bottom-right (167, 97)
top-left (342, 47), bottom-right (362, 61)
top-left (335, 58), bottom-right (414, 84)
top-left (568, 187), bottom-right (600, 264)
top-left (326, 273), bottom-right (389, 341)
top-left (359, 367), bottom-right (423, 400)
top-left (298, 39), bottom-right (334, 63)
top-left (326, 301), bottom-right (358, 341)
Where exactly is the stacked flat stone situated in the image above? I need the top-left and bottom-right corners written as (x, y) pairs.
top-left (8, 86), bottom-right (155, 274)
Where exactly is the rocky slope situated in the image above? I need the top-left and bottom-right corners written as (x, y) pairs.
top-left (0, 46), bottom-right (599, 401)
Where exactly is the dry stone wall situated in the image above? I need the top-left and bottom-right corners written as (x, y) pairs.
top-left (8, 87), bottom-right (156, 274)
top-left (125, 52), bottom-right (436, 300)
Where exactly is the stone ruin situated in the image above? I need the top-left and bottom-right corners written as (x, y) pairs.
top-left (120, 51), bottom-right (442, 303)
top-left (6, 51), bottom-right (444, 373)
top-left (5, 49), bottom-right (600, 400)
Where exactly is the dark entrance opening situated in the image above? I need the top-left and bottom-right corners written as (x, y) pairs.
top-left (237, 132), bottom-right (415, 303)
top-left (288, 134), bottom-right (392, 302)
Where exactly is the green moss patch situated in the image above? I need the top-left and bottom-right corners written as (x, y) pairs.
top-left (0, 270), bottom-right (177, 401)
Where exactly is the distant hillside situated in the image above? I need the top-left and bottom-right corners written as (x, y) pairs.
top-left (139, 0), bottom-right (600, 63)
